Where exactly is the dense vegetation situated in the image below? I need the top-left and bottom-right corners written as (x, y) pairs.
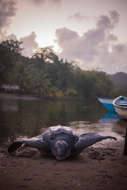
top-left (0, 40), bottom-right (120, 100)
top-left (109, 72), bottom-right (127, 95)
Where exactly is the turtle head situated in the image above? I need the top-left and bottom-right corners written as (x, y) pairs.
top-left (51, 140), bottom-right (71, 161)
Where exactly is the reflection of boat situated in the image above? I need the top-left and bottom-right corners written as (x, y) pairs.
top-left (98, 97), bottom-right (115, 112)
top-left (113, 96), bottom-right (127, 119)
top-left (99, 111), bottom-right (120, 123)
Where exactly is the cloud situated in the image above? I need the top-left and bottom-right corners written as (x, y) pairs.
top-left (69, 12), bottom-right (87, 22)
top-left (29, 0), bottom-right (45, 4)
top-left (56, 26), bottom-right (106, 62)
top-left (29, 0), bottom-right (61, 4)
top-left (97, 10), bottom-right (119, 30)
top-left (56, 10), bottom-right (126, 73)
top-left (56, 27), bottom-right (78, 45)
top-left (5, 32), bottom-right (39, 57)
top-left (0, 0), bottom-right (17, 41)
top-left (6, 33), bottom-right (18, 41)
top-left (20, 32), bottom-right (39, 57)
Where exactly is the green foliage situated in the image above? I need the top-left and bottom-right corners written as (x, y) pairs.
top-left (0, 40), bottom-right (22, 84)
top-left (65, 88), bottom-right (78, 97)
top-left (0, 40), bottom-right (119, 99)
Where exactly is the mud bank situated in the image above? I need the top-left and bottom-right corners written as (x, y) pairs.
top-left (0, 140), bottom-right (127, 190)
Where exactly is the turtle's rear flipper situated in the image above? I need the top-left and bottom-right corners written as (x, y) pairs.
top-left (8, 141), bottom-right (23, 153)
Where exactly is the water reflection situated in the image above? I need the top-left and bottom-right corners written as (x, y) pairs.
top-left (99, 111), bottom-right (120, 123)
top-left (99, 111), bottom-right (127, 154)
top-left (0, 93), bottom-right (127, 144)
top-left (99, 111), bottom-right (127, 139)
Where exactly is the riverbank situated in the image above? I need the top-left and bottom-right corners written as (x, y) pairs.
top-left (0, 91), bottom-right (83, 102)
top-left (0, 140), bottom-right (127, 190)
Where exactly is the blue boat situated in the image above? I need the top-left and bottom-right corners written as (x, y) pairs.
top-left (98, 97), bottom-right (115, 112)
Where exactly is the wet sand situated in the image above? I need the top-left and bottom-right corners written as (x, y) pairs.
top-left (0, 140), bottom-right (127, 190)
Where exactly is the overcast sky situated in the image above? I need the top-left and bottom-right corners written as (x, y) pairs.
top-left (0, 0), bottom-right (127, 73)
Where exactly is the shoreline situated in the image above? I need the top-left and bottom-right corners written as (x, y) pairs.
top-left (0, 140), bottom-right (127, 190)
top-left (0, 92), bottom-right (83, 102)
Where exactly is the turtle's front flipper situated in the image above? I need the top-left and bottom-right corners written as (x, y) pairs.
top-left (8, 139), bottom-right (47, 153)
top-left (8, 141), bottom-right (24, 153)
top-left (74, 133), bottom-right (117, 155)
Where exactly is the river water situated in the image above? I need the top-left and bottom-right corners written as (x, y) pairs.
top-left (0, 93), bottom-right (126, 144)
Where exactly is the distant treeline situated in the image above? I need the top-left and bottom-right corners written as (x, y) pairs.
top-left (0, 40), bottom-right (123, 99)
top-left (109, 72), bottom-right (127, 95)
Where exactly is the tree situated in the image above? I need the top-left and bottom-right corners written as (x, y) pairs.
top-left (0, 40), bottom-right (22, 54)
top-left (0, 40), bottom-right (22, 84)
top-left (0, 40), bottom-right (118, 99)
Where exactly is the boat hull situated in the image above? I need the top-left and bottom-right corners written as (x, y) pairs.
top-left (113, 96), bottom-right (127, 119)
top-left (98, 97), bottom-right (115, 112)
top-left (114, 107), bottom-right (127, 119)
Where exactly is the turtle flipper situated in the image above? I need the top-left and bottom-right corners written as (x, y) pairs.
top-left (74, 133), bottom-right (117, 154)
top-left (8, 141), bottom-right (24, 153)
top-left (8, 139), bottom-right (47, 153)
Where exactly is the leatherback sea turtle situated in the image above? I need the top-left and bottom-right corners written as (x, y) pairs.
top-left (8, 125), bottom-right (117, 160)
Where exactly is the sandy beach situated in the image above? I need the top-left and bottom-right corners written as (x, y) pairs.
top-left (0, 139), bottom-right (127, 190)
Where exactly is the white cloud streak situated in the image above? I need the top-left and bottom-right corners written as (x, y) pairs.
top-left (29, 0), bottom-right (61, 4)
top-left (68, 12), bottom-right (87, 22)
